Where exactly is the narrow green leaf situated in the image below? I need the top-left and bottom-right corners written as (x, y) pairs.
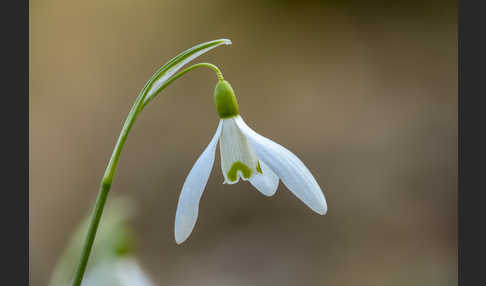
top-left (141, 39), bottom-right (232, 107)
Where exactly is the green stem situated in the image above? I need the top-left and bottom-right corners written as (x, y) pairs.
top-left (71, 62), bottom-right (223, 286)
top-left (141, 63), bottom-right (224, 109)
top-left (72, 93), bottom-right (145, 286)
top-left (71, 181), bottom-right (110, 286)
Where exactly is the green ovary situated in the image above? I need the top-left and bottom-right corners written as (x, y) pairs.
top-left (214, 80), bottom-right (239, 118)
top-left (227, 161), bottom-right (253, 182)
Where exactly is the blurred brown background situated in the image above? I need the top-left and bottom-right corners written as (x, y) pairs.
top-left (30, 0), bottom-right (457, 285)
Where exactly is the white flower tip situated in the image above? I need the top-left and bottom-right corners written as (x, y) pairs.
top-left (292, 186), bottom-right (327, 216)
top-left (312, 196), bottom-right (328, 215)
top-left (175, 212), bottom-right (199, 245)
top-left (260, 190), bottom-right (275, 197)
top-left (174, 230), bottom-right (189, 245)
top-left (221, 39), bottom-right (232, 45)
top-left (316, 203), bottom-right (327, 215)
top-left (254, 178), bottom-right (278, 197)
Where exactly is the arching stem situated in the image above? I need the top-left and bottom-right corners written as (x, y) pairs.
top-left (141, 63), bottom-right (224, 109)
top-left (71, 62), bottom-right (224, 286)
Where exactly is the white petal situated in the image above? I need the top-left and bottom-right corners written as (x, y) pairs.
top-left (115, 258), bottom-right (155, 286)
top-left (175, 120), bottom-right (222, 244)
top-left (234, 116), bottom-right (327, 215)
top-left (79, 261), bottom-right (116, 286)
top-left (250, 161), bottom-right (279, 196)
top-left (219, 118), bottom-right (259, 184)
top-left (79, 258), bottom-right (154, 286)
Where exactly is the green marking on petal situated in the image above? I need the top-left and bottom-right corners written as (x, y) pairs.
top-left (227, 161), bottom-right (253, 182)
top-left (256, 162), bottom-right (262, 174)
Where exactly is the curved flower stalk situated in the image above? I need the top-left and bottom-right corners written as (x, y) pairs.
top-left (102, 39), bottom-right (231, 185)
top-left (72, 39), bottom-right (231, 286)
top-left (141, 39), bottom-right (231, 108)
top-left (175, 80), bottom-right (327, 244)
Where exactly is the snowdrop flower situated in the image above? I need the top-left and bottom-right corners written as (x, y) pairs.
top-left (79, 258), bottom-right (154, 286)
top-left (175, 80), bottom-right (327, 244)
top-left (50, 197), bottom-right (154, 286)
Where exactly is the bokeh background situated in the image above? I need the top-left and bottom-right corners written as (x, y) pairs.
top-left (30, 0), bottom-right (457, 285)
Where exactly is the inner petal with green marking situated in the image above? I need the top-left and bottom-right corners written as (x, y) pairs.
top-left (227, 161), bottom-right (253, 182)
top-left (219, 118), bottom-right (260, 184)
top-left (256, 162), bottom-right (263, 174)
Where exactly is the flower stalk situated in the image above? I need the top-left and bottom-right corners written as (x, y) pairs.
top-left (71, 39), bottom-right (231, 286)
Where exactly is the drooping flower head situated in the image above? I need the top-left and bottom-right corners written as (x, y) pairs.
top-left (175, 79), bottom-right (327, 244)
